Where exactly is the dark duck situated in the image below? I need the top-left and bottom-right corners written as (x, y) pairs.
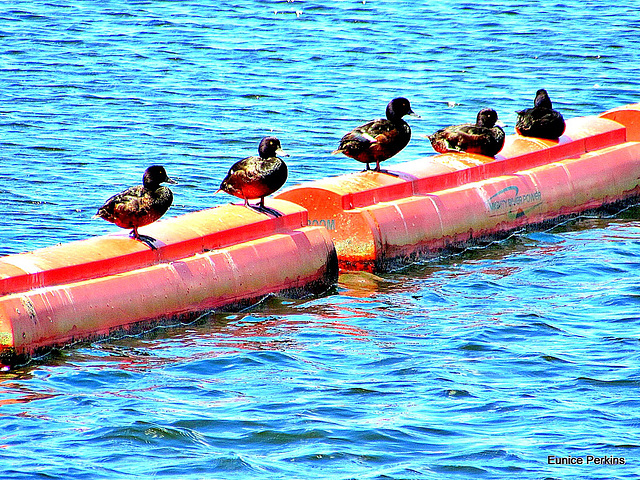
top-left (333, 97), bottom-right (418, 172)
top-left (95, 165), bottom-right (177, 249)
top-left (428, 108), bottom-right (505, 157)
top-left (219, 136), bottom-right (288, 216)
top-left (515, 89), bottom-right (566, 139)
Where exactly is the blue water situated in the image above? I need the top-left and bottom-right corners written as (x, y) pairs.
top-left (2, 0), bottom-right (640, 478)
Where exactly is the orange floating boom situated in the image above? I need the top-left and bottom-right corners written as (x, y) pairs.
top-left (276, 104), bottom-right (640, 271)
top-left (0, 200), bottom-right (338, 364)
top-left (3, 104), bottom-right (640, 364)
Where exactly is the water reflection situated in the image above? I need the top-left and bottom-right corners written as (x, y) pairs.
top-left (0, 371), bottom-right (59, 408)
top-left (338, 271), bottom-right (395, 297)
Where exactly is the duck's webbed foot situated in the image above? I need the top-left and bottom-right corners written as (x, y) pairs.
top-left (137, 234), bottom-right (159, 250)
top-left (130, 229), bottom-right (159, 250)
top-left (248, 199), bottom-right (283, 218)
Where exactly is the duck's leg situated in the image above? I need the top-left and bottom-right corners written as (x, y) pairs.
top-left (249, 197), bottom-right (283, 218)
top-left (137, 235), bottom-right (159, 250)
top-left (247, 197), bottom-right (264, 214)
top-left (130, 226), bottom-right (158, 250)
top-left (373, 160), bottom-right (381, 172)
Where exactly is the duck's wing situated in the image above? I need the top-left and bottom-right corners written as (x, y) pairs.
top-left (429, 123), bottom-right (504, 156)
top-left (516, 107), bottom-right (565, 138)
top-left (220, 156), bottom-right (288, 200)
top-left (97, 185), bottom-right (142, 215)
top-left (335, 118), bottom-right (391, 151)
top-left (221, 157), bottom-right (264, 185)
top-left (221, 156), bottom-right (280, 192)
top-left (336, 118), bottom-right (410, 159)
top-left (428, 123), bottom-right (476, 153)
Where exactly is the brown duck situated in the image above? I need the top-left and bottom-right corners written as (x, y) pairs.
top-left (428, 108), bottom-right (505, 157)
top-left (95, 165), bottom-right (177, 248)
top-left (219, 136), bottom-right (289, 213)
top-left (516, 89), bottom-right (566, 139)
top-left (333, 97), bottom-right (418, 172)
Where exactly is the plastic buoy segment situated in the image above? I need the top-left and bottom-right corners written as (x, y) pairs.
top-left (600, 104), bottom-right (640, 141)
top-left (0, 200), bottom-right (308, 297)
top-left (0, 201), bottom-right (338, 362)
top-left (276, 106), bottom-right (640, 271)
top-left (3, 105), bottom-right (640, 363)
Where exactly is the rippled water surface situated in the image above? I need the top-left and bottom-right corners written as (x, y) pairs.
top-left (2, 0), bottom-right (640, 478)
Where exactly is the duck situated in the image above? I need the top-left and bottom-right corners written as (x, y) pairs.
top-left (95, 165), bottom-right (177, 249)
top-left (428, 108), bottom-right (505, 157)
top-left (219, 136), bottom-right (289, 214)
top-left (333, 97), bottom-right (418, 172)
top-left (515, 89), bottom-right (565, 139)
